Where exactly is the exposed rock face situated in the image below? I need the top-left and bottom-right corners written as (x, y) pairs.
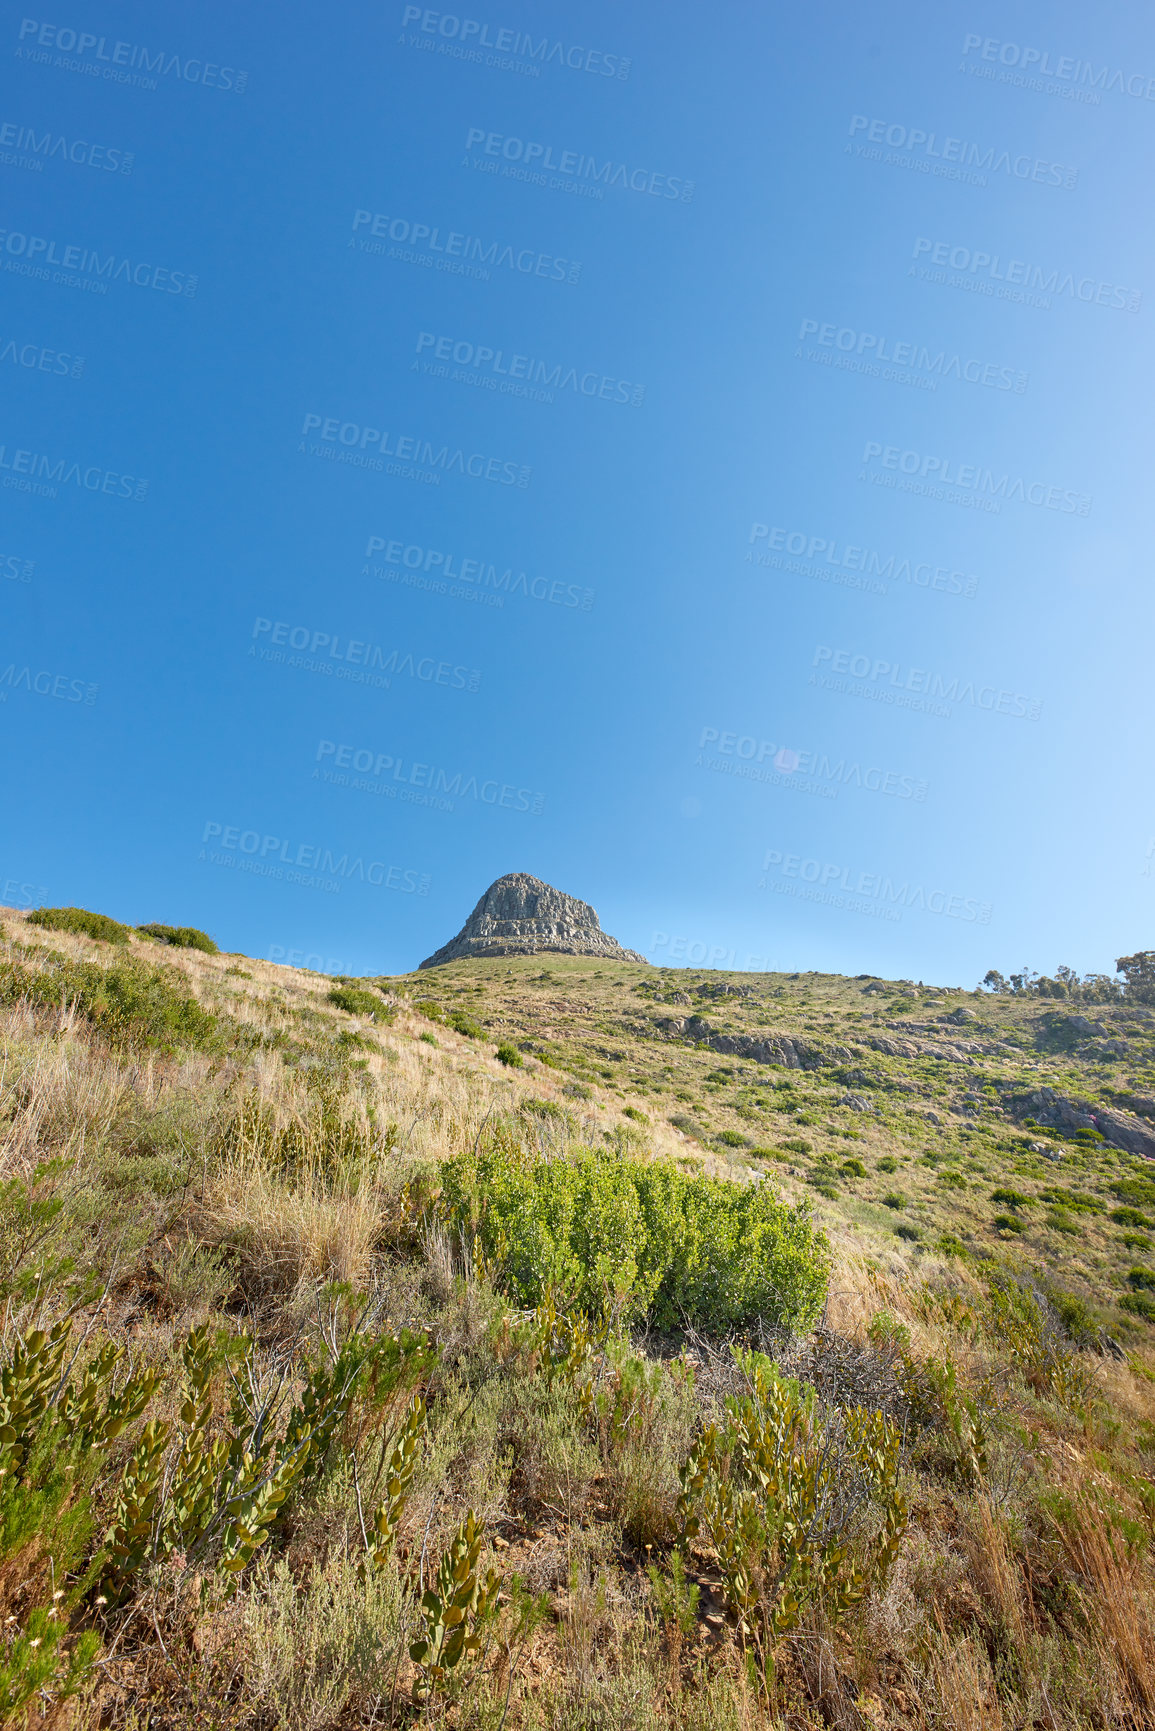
top-left (419, 873), bottom-right (646, 969)
top-left (650, 1014), bottom-right (853, 1070)
top-left (1010, 1085), bottom-right (1155, 1159)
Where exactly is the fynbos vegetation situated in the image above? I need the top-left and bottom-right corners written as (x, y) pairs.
top-left (2, 905), bottom-right (1155, 1727)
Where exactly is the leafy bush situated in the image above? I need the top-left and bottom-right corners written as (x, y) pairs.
top-left (677, 1355), bottom-right (906, 1657)
top-left (0, 956), bottom-right (236, 1056)
top-left (877, 1156), bottom-right (898, 1173)
top-left (327, 987), bottom-right (391, 1020)
top-left (895, 1223), bottom-right (921, 1242)
top-left (1047, 1209), bottom-right (1080, 1235)
top-left (27, 906), bottom-right (130, 945)
top-left (840, 1157), bottom-right (868, 1178)
top-left (994, 1214), bottom-right (1027, 1235)
top-left (495, 1043), bottom-right (523, 1068)
top-left (448, 1010), bottom-right (484, 1039)
top-left (991, 1188), bottom-right (1032, 1210)
top-left (717, 1129), bottom-right (746, 1147)
top-left (622, 1106), bottom-right (649, 1124)
top-left (881, 1192), bottom-right (907, 1211)
top-left (782, 1137), bottom-right (811, 1154)
top-left (1128, 1267), bottom-right (1155, 1292)
top-left (1121, 1293), bottom-right (1155, 1321)
top-left (439, 1145), bottom-right (830, 1333)
top-left (1111, 1207), bottom-right (1154, 1229)
top-left (137, 923), bottom-right (219, 954)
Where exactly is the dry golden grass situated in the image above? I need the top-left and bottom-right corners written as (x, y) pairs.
top-left (3, 907), bottom-right (1155, 1729)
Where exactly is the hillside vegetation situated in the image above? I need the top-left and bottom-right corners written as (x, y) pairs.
top-left (2, 907), bottom-right (1155, 1727)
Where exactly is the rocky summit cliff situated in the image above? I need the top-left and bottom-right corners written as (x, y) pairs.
top-left (418, 872), bottom-right (647, 969)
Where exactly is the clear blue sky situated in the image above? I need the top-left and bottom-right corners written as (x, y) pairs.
top-left (2, 0), bottom-right (1152, 982)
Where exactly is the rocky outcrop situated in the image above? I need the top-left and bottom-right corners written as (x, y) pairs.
top-left (419, 873), bottom-right (646, 969)
top-left (1009, 1086), bottom-right (1155, 1159)
top-left (651, 1014), bottom-right (853, 1070)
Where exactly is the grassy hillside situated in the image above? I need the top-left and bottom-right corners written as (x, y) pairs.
top-left (2, 906), bottom-right (1155, 1727)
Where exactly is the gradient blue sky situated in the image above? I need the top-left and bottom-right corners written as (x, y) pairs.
top-left (2, 0), bottom-right (1152, 982)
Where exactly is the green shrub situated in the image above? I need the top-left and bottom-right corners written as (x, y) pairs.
top-left (495, 1043), bottom-right (523, 1068)
top-left (327, 987), bottom-right (390, 1020)
top-left (895, 1223), bottom-right (921, 1242)
top-left (717, 1129), bottom-right (746, 1147)
top-left (991, 1188), bottom-right (1031, 1210)
top-left (840, 1157), bottom-right (867, 1179)
top-left (881, 1192), bottom-right (907, 1211)
top-left (877, 1156), bottom-right (898, 1173)
top-left (1112, 1178), bottom-right (1155, 1210)
top-left (1047, 1209), bottom-right (1080, 1235)
top-left (27, 906), bottom-right (130, 945)
top-left (438, 1145), bottom-right (830, 1333)
top-left (782, 1137), bottom-right (811, 1155)
top-left (623, 1107), bottom-right (649, 1124)
top-left (0, 956), bottom-right (235, 1056)
top-left (994, 1214), bottom-right (1027, 1235)
top-left (136, 923), bottom-right (219, 954)
top-left (1121, 1293), bottom-right (1155, 1321)
top-left (1122, 1233), bottom-right (1153, 1251)
top-left (448, 1010), bottom-right (484, 1039)
top-left (1112, 1207), bottom-right (1154, 1229)
top-left (420, 1032), bottom-right (438, 1046)
top-left (1127, 1267), bottom-right (1155, 1292)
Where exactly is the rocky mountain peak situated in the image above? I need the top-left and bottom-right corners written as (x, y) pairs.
top-left (418, 872), bottom-right (646, 969)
